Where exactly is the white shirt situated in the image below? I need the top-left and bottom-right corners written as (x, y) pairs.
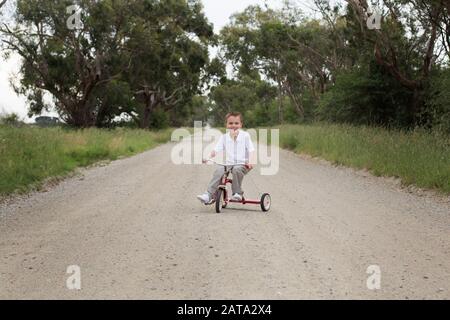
top-left (214, 130), bottom-right (255, 165)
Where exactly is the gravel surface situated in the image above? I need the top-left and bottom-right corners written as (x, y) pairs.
top-left (1, 132), bottom-right (449, 299)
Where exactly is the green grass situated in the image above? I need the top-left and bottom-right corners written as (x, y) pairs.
top-left (274, 123), bottom-right (450, 194)
top-left (0, 125), bottom-right (173, 196)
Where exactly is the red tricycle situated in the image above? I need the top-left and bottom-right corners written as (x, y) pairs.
top-left (203, 159), bottom-right (271, 213)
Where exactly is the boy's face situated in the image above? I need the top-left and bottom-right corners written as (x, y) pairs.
top-left (226, 115), bottom-right (242, 131)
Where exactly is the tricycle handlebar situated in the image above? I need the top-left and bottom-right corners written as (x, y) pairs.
top-left (202, 158), bottom-right (248, 168)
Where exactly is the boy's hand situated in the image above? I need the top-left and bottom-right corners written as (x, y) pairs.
top-left (245, 162), bottom-right (253, 170)
top-left (230, 129), bottom-right (239, 140)
top-left (210, 150), bottom-right (216, 158)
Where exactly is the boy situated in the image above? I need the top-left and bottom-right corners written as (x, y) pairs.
top-left (197, 112), bottom-right (255, 204)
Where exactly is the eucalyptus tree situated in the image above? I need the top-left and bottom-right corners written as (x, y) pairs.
top-left (220, 4), bottom-right (341, 120)
top-left (123, 0), bottom-right (214, 128)
top-left (344, 0), bottom-right (449, 124)
top-left (0, 0), bottom-right (215, 128)
top-left (0, 0), bottom-right (136, 127)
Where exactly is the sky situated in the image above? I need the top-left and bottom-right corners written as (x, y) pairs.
top-left (0, 0), bottom-right (315, 122)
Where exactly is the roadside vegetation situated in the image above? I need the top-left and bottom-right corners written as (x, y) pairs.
top-left (0, 125), bottom-right (172, 195)
top-left (277, 124), bottom-right (450, 194)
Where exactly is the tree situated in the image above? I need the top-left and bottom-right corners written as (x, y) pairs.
top-left (220, 5), bottom-right (287, 122)
top-left (219, 4), bottom-right (346, 121)
top-left (123, 0), bottom-right (214, 128)
top-left (0, 0), bottom-right (134, 127)
top-left (344, 0), bottom-right (449, 125)
top-left (209, 75), bottom-right (277, 127)
top-left (1, 0), bottom-right (215, 128)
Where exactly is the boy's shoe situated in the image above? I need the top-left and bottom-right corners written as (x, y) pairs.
top-left (231, 193), bottom-right (242, 201)
top-left (197, 192), bottom-right (213, 205)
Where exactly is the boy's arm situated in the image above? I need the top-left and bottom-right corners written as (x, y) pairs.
top-left (210, 134), bottom-right (224, 158)
top-left (246, 151), bottom-right (256, 170)
top-left (245, 133), bottom-right (256, 169)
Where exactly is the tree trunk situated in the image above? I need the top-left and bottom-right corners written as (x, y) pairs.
top-left (140, 93), bottom-right (157, 129)
top-left (288, 93), bottom-right (304, 119)
top-left (140, 105), bottom-right (151, 129)
top-left (411, 87), bottom-right (424, 126)
top-left (277, 78), bottom-right (284, 124)
top-left (284, 81), bottom-right (304, 119)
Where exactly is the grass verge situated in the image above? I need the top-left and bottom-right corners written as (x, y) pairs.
top-left (274, 123), bottom-right (450, 194)
top-left (0, 126), bottom-right (173, 196)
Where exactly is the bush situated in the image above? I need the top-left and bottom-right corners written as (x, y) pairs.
top-left (317, 64), bottom-right (414, 128)
top-left (150, 107), bottom-right (170, 129)
top-left (426, 69), bottom-right (450, 134)
top-left (0, 112), bottom-right (24, 127)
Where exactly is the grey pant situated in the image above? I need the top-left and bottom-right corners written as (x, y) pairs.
top-left (207, 165), bottom-right (249, 197)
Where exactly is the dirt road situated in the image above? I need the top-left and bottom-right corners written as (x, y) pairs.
top-left (1, 132), bottom-right (449, 299)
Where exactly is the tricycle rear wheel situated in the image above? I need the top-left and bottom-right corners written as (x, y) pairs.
top-left (260, 193), bottom-right (271, 212)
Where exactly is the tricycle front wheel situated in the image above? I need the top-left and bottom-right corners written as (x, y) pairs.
top-left (215, 189), bottom-right (224, 213)
top-left (222, 189), bottom-right (228, 208)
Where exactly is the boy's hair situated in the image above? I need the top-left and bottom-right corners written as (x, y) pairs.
top-left (225, 112), bottom-right (243, 124)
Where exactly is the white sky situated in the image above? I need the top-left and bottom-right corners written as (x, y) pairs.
top-left (0, 0), bottom-right (315, 122)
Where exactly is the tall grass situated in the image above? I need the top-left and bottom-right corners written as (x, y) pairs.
top-left (275, 123), bottom-right (450, 194)
top-left (0, 126), bottom-right (172, 195)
